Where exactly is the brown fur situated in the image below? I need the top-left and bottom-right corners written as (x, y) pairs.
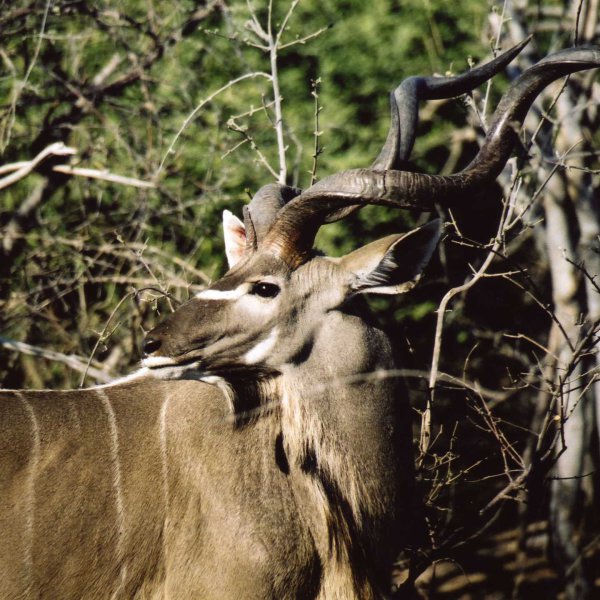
top-left (0, 224), bottom-right (440, 598)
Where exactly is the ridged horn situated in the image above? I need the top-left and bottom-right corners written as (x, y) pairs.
top-left (243, 183), bottom-right (302, 254)
top-left (244, 41), bottom-right (530, 242)
top-left (325, 38), bottom-right (531, 224)
top-left (261, 46), bottom-right (600, 268)
top-left (372, 36), bottom-right (532, 171)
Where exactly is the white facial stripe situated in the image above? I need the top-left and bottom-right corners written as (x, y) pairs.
top-left (195, 286), bottom-right (246, 301)
top-left (244, 327), bottom-right (279, 365)
top-left (141, 356), bottom-right (177, 368)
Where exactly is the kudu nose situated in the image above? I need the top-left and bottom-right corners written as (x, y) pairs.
top-left (142, 336), bottom-right (162, 356)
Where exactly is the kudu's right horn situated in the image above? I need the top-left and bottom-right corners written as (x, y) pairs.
top-left (260, 46), bottom-right (600, 268)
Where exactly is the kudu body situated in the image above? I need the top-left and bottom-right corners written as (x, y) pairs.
top-left (1, 42), bottom-right (599, 599)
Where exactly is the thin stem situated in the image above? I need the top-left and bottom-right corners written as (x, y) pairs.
top-left (80, 291), bottom-right (136, 387)
top-left (269, 36), bottom-right (287, 184)
top-left (1, 0), bottom-right (53, 151)
top-left (278, 25), bottom-right (332, 50)
top-left (481, 0), bottom-right (509, 124)
top-left (277, 0), bottom-right (300, 42)
top-left (156, 71), bottom-right (272, 176)
top-left (226, 118), bottom-right (279, 179)
top-left (310, 78), bottom-right (323, 185)
top-left (419, 164), bottom-right (520, 464)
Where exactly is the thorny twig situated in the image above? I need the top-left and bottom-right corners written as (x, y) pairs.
top-left (419, 164), bottom-right (521, 464)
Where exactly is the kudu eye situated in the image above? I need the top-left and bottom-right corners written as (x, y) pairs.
top-left (249, 281), bottom-right (280, 299)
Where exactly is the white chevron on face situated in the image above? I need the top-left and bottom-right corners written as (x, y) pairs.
top-left (243, 328), bottom-right (279, 365)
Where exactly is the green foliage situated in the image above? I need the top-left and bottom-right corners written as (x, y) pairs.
top-left (3, 2), bottom-right (600, 594)
top-left (1, 0), bottom-right (495, 388)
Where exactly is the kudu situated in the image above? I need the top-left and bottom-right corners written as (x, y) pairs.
top-left (2, 42), bottom-right (599, 599)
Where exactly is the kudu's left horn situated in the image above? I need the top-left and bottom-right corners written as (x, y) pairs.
top-left (243, 38), bottom-right (532, 255)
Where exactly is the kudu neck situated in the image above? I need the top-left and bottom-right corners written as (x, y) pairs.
top-left (275, 306), bottom-right (410, 596)
top-left (279, 305), bottom-right (404, 504)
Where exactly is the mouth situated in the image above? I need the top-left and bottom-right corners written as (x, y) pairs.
top-left (142, 353), bottom-right (204, 368)
top-left (141, 356), bottom-right (178, 369)
top-left (141, 355), bottom-right (207, 380)
top-left (140, 354), bottom-right (279, 382)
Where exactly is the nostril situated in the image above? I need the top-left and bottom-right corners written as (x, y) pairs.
top-left (142, 336), bottom-right (162, 356)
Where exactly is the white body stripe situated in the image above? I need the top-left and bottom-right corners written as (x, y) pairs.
top-left (97, 390), bottom-right (127, 596)
top-left (159, 396), bottom-right (171, 513)
top-left (159, 395), bottom-right (171, 587)
top-left (17, 393), bottom-right (40, 596)
top-left (199, 375), bottom-right (226, 385)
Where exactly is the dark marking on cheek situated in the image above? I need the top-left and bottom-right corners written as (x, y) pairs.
top-left (289, 338), bottom-right (314, 366)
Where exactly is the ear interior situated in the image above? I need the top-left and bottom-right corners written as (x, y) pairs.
top-left (341, 219), bottom-right (442, 295)
top-left (223, 210), bottom-right (247, 268)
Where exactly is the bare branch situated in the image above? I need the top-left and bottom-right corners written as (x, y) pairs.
top-left (0, 337), bottom-right (113, 384)
top-left (278, 25), bottom-right (332, 50)
top-left (51, 165), bottom-right (155, 189)
top-left (419, 166), bottom-right (521, 463)
top-left (0, 143), bottom-right (76, 190)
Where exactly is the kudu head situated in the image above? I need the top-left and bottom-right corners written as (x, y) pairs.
top-left (143, 212), bottom-right (441, 380)
top-left (142, 43), bottom-right (600, 385)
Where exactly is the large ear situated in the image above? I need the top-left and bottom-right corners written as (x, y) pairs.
top-left (223, 210), bottom-right (246, 268)
top-left (340, 219), bottom-right (442, 295)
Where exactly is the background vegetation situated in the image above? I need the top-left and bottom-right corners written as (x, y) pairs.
top-left (1, 0), bottom-right (599, 597)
